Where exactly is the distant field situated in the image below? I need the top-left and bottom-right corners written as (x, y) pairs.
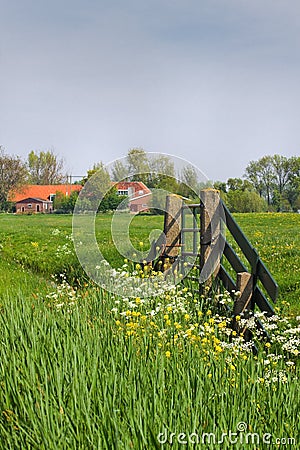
top-left (0, 212), bottom-right (299, 313)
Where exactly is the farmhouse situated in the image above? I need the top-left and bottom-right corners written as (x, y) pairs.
top-left (15, 197), bottom-right (53, 214)
top-left (10, 181), bottom-right (152, 213)
top-left (10, 184), bottom-right (82, 214)
top-left (114, 181), bottom-right (152, 213)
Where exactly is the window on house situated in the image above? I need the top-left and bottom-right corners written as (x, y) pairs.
top-left (27, 204), bottom-right (32, 208)
top-left (118, 190), bottom-right (128, 196)
top-left (49, 194), bottom-right (56, 202)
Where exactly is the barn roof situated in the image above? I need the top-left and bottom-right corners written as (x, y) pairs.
top-left (10, 184), bottom-right (82, 202)
top-left (15, 197), bottom-right (50, 203)
top-left (10, 181), bottom-right (150, 203)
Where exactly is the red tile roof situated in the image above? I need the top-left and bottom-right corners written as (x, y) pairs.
top-left (9, 184), bottom-right (82, 202)
top-left (112, 181), bottom-right (151, 194)
top-left (10, 181), bottom-right (151, 202)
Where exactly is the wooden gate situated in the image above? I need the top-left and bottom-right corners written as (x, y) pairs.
top-left (151, 189), bottom-right (278, 343)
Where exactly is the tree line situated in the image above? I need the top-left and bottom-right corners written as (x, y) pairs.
top-left (0, 146), bottom-right (299, 213)
top-left (0, 147), bottom-right (66, 210)
top-left (214, 155), bottom-right (300, 212)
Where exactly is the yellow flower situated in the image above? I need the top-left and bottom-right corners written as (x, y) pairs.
top-left (139, 242), bottom-right (144, 247)
top-left (31, 241), bottom-right (39, 248)
top-left (265, 342), bottom-right (271, 348)
top-left (184, 314), bottom-right (190, 321)
top-left (235, 315), bottom-right (241, 322)
top-left (165, 351), bottom-right (171, 358)
top-left (208, 373), bottom-right (212, 379)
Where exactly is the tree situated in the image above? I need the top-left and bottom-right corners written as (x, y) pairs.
top-left (227, 178), bottom-right (244, 191)
top-left (213, 181), bottom-right (227, 193)
top-left (177, 165), bottom-right (200, 199)
top-left (245, 156), bottom-right (275, 206)
top-left (111, 160), bottom-right (129, 182)
top-left (81, 162), bottom-right (112, 211)
top-left (245, 154), bottom-right (300, 210)
top-left (126, 148), bottom-right (150, 183)
top-left (227, 178), bottom-right (254, 192)
top-left (27, 150), bottom-right (66, 184)
top-left (148, 154), bottom-right (177, 192)
top-left (272, 154), bottom-right (291, 195)
top-left (98, 187), bottom-right (128, 212)
top-left (0, 147), bottom-right (28, 210)
top-left (53, 191), bottom-right (79, 213)
top-left (286, 156), bottom-right (300, 211)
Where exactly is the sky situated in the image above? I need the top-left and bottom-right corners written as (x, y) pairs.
top-left (1, 0), bottom-right (300, 182)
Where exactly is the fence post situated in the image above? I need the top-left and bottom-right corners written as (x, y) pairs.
top-left (233, 272), bottom-right (253, 340)
top-left (163, 194), bottom-right (183, 263)
top-left (200, 189), bottom-right (221, 290)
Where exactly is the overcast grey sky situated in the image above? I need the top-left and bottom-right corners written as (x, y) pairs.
top-left (1, 0), bottom-right (299, 181)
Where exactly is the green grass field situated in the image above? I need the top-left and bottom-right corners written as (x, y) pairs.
top-left (0, 212), bottom-right (299, 448)
top-left (0, 212), bottom-right (299, 311)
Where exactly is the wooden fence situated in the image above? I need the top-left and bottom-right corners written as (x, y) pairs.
top-left (151, 189), bottom-right (278, 343)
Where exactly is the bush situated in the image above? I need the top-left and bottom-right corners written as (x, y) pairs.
top-left (225, 190), bottom-right (267, 212)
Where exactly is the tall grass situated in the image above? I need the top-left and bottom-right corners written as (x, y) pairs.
top-left (0, 212), bottom-right (299, 448)
top-left (0, 285), bottom-right (299, 449)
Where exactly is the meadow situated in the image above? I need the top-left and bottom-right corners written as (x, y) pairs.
top-left (0, 213), bottom-right (299, 448)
